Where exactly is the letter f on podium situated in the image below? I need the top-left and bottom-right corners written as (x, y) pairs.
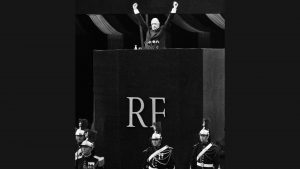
top-left (126, 97), bottom-right (166, 128)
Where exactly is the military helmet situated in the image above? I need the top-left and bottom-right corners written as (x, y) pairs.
top-left (81, 139), bottom-right (94, 148)
top-left (199, 118), bottom-right (210, 136)
top-left (151, 122), bottom-right (162, 140)
top-left (75, 128), bottom-right (85, 136)
top-left (81, 129), bottom-right (97, 148)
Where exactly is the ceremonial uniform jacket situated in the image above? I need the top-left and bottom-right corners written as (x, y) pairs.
top-left (75, 141), bottom-right (80, 153)
top-left (190, 142), bottom-right (220, 169)
top-left (142, 145), bottom-right (175, 169)
top-left (135, 13), bottom-right (174, 49)
top-left (75, 154), bottom-right (104, 169)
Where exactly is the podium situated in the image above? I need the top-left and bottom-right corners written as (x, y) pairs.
top-left (93, 48), bottom-right (224, 169)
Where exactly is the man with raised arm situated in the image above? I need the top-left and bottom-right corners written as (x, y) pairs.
top-left (132, 1), bottom-right (179, 49)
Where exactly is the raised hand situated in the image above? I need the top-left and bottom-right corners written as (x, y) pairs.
top-left (133, 2), bottom-right (138, 10)
top-left (173, 1), bottom-right (178, 8)
top-left (170, 1), bottom-right (178, 13)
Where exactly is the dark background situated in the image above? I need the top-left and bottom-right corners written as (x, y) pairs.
top-left (1, 0), bottom-right (300, 168)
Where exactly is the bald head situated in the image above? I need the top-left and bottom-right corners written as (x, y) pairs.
top-left (151, 18), bottom-right (160, 31)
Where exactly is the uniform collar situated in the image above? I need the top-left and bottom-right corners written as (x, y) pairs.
top-left (153, 145), bottom-right (161, 150)
top-left (201, 141), bottom-right (209, 146)
top-left (151, 27), bottom-right (161, 32)
top-left (83, 153), bottom-right (92, 158)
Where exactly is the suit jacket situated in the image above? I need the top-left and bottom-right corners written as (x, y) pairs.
top-left (135, 13), bottom-right (174, 49)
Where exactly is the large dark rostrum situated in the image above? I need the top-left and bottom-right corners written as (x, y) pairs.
top-left (93, 49), bottom-right (224, 169)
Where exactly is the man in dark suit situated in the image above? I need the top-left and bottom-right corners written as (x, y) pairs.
top-left (132, 1), bottom-right (179, 49)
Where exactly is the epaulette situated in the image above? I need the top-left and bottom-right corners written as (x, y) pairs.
top-left (94, 155), bottom-right (105, 167)
top-left (165, 145), bottom-right (173, 149)
top-left (75, 149), bottom-right (83, 160)
top-left (94, 155), bottom-right (104, 162)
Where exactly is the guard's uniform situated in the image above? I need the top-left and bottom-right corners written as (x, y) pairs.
top-left (75, 129), bottom-right (104, 169)
top-left (75, 128), bottom-right (86, 158)
top-left (75, 154), bottom-right (104, 169)
top-left (142, 145), bottom-right (175, 169)
top-left (190, 142), bottom-right (220, 169)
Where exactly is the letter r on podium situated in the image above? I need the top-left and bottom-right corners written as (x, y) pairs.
top-left (127, 97), bottom-right (147, 127)
top-left (126, 97), bottom-right (166, 128)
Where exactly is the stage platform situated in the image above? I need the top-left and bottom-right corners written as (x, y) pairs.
top-left (93, 48), bottom-right (224, 169)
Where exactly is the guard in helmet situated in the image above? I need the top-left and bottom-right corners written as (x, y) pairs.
top-left (75, 119), bottom-right (89, 144)
top-left (75, 130), bottom-right (105, 169)
top-left (75, 128), bottom-right (87, 148)
top-left (75, 119), bottom-right (89, 154)
top-left (142, 122), bottom-right (175, 169)
top-left (189, 119), bottom-right (220, 169)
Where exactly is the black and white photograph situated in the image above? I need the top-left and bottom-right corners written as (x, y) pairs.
top-left (4, 0), bottom-right (300, 168)
top-left (75, 1), bottom-right (225, 169)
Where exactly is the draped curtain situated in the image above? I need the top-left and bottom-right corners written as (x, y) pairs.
top-left (88, 14), bottom-right (225, 36)
top-left (170, 14), bottom-right (211, 47)
top-left (171, 14), bottom-right (209, 33)
top-left (88, 14), bottom-right (123, 49)
top-left (88, 14), bottom-right (122, 35)
top-left (88, 14), bottom-right (224, 48)
top-left (206, 14), bottom-right (225, 29)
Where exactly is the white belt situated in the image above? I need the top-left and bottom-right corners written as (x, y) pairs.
top-left (197, 162), bottom-right (214, 168)
top-left (148, 166), bottom-right (158, 169)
